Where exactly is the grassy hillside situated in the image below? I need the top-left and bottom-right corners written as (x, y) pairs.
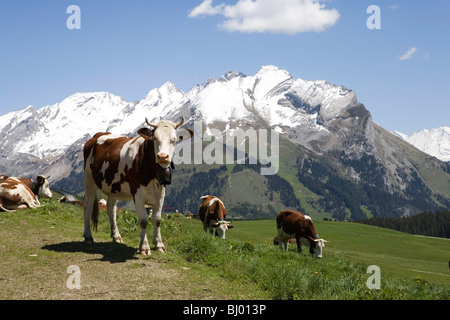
top-left (0, 200), bottom-right (448, 300)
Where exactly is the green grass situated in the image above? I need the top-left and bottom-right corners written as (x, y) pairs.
top-left (0, 199), bottom-right (449, 300)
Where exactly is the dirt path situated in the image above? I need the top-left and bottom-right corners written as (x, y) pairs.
top-left (0, 218), bottom-right (239, 300)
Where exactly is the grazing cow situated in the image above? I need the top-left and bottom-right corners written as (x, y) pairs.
top-left (83, 116), bottom-right (189, 255)
top-left (199, 195), bottom-right (233, 239)
top-left (0, 177), bottom-right (41, 211)
top-left (276, 210), bottom-right (327, 258)
top-left (17, 175), bottom-right (53, 199)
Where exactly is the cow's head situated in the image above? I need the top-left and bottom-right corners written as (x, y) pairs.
top-left (211, 220), bottom-right (233, 239)
top-left (36, 175), bottom-right (52, 199)
top-left (142, 116), bottom-right (185, 168)
top-left (311, 238), bottom-right (327, 258)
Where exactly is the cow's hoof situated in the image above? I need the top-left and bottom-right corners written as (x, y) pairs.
top-left (140, 248), bottom-right (151, 255)
top-left (112, 236), bottom-right (123, 244)
top-left (156, 246), bottom-right (166, 253)
top-left (84, 237), bottom-right (94, 244)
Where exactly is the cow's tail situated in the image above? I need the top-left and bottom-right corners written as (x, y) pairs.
top-left (91, 194), bottom-right (99, 232)
top-left (0, 204), bottom-right (15, 212)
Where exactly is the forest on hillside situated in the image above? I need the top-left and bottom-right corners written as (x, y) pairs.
top-left (357, 210), bottom-right (450, 239)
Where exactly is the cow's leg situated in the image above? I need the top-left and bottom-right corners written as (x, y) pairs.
top-left (151, 203), bottom-right (166, 252)
top-left (107, 198), bottom-right (122, 243)
top-left (296, 238), bottom-right (303, 253)
top-left (134, 197), bottom-right (151, 255)
top-left (278, 241), bottom-right (283, 251)
top-left (83, 174), bottom-right (97, 243)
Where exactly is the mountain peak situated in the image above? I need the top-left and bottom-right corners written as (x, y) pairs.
top-left (220, 70), bottom-right (247, 82)
top-left (395, 127), bottom-right (450, 162)
top-left (257, 65), bottom-right (292, 79)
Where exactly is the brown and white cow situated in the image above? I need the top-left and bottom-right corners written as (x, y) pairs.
top-left (276, 210), bottom-right (327, 258)
top-left (83, 116), bottom-right (188, 255)
top-left (0, 177), bottom-right (41, 211)
top-left (199, 195), bottom-right (233, 239)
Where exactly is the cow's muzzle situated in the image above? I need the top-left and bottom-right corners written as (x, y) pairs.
top-left (156, 153), bottom-right (171, 167)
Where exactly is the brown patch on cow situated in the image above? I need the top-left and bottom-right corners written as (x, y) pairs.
top-left (17, 178), bottom-right (33, 190)
top-left (0, 192), bottom-right (23, 208)
top-left (140, 219), bottom-right (148, 229)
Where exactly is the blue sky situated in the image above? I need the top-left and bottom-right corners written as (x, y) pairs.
top-left (0, 0), bottom-right (449, 135)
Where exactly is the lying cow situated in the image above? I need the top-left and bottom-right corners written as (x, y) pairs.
top-left (199, 195), bottom-right (233, 239)
top-left (0, 176), bottom-right (51, 211)
top-left (276, 210), bottom-right (327, 258)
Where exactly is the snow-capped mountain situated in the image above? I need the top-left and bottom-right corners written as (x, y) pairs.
top-left (394, 127), bottom-right (450, 162)
top-left (0, 65), bottom-right (359, 161)
top-left (1, 65), bottom-right (449, 219)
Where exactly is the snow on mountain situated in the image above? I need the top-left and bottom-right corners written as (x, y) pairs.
top-left (0, 65), bottom-right (362, 162)
top-left (395, 127), bottom-right (450, 162)
top-left (9, 92), bottom-right (130, 158)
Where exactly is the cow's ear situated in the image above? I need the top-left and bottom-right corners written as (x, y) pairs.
top-left (138, 128), bottom-right (154, 140)
top-left (36, 176), bottom-right (45, 186)
top-left (227, 225), bottom-right (234, 229)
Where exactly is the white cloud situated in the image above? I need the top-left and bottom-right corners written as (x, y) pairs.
top-left (188, 0), bottom-right (224, 17)
top-left (188, 0), bottom-right (340, 34)
top-left (399, 47), bottom-right (418, 61)
top-left (390, 5), bottom-right (399, 10)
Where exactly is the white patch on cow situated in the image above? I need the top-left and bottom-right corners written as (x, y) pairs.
top-left (96, 134), bottom-right (123, 145)
top-left (117, 137), bottom-right (144, 177)
top-left (304, 215), bottom-right (312, 221)
top-left (100, 161), bottom-right (109, 176)
top-left (206, 197), bottom-right (226, 212)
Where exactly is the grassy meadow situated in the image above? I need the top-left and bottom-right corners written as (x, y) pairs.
top-left (0, 198), bottom-right (448, 300)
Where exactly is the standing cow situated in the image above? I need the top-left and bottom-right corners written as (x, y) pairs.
top-left (0, 175), bottom-right (52, 211)
top-left (83, 116), bottom-right (189, 255)
top-left (276, 210), bottom-right (327, 258)
top-left (199, 195), bottom-right (233, 239)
